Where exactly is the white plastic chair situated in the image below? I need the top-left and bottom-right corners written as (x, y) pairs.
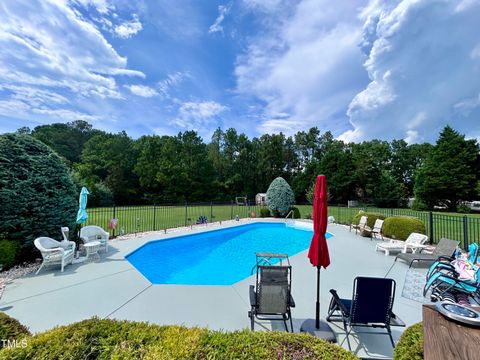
top-left (34, 237), bottom-right (76, 274)
top-left (79, 225), bottom-right (109, 253)
top-left (350, 216), bottom-right (368, 235)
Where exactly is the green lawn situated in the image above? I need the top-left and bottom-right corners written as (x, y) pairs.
top-left (86, 204), bottom-right (480, 246)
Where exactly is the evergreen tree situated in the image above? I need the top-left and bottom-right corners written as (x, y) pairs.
top-left (414, 126), bottom-right (479, 211)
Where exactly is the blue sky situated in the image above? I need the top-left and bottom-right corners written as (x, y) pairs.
top-left (0, 0), bottom-right (479, 143)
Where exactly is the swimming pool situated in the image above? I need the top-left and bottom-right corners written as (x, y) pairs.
top-left (126, 222), bottom-right (332, 285)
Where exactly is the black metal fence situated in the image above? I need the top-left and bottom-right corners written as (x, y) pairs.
top-left (325, 206), bottom-right (480, 249)
top-left (85, 202), bottom-right (264, 237)
top-left (84, 202), bottom-right (480, 249)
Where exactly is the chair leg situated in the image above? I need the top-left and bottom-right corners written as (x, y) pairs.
top-left (344, 323), bottom-right (352, 351)
top-left (387, 326), bottom-right (395, 347)
top-left (283, 314), bottom-right (288, 332)
top-left (289, 313), bottom-right (294, 333)
top-left (248, 311), bottom-right (254, 331)
top-left (36, 262), bottom-right (44, 275)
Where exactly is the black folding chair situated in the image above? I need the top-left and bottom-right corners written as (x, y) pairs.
top-left (248, 265), bottom-right (295, 332)
top-left (326, 277), bottom-right (404, 348)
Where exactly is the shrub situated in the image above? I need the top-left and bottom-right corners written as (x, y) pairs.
top-left (266, 177), bottom-right (295, 216)
top-left (351, 212), bottom-right (386, 229)
top-left (394, 322), bottom-right (423, 360)
top-left (457, 204), bottom-right (472, 214)
top-left (0, 318), bottom-right (359, 360)
top-left (0, 313), bottom-right (30, 348)
top-left (259, 207), bottom-right (271, 217)
top-left (0, 240), bottom-right (20, 270)
top-left (382, 216), bottom-right (426, 241)
top-left (0, 134), bottom-right (77, 260)
top-left (292, 207), bottom-right (301, 219)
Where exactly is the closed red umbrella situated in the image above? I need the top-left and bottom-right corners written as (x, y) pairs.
top-left (308, 175), bottom-right (330, 269)
top-left (302, 175), bottom-right (333, 335)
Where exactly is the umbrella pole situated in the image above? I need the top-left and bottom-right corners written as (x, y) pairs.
top-left (316, 266), bottom-right (320, 329)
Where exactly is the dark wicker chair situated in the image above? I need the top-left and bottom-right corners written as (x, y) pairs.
top-left (248, 265), bottom-right (295, 332)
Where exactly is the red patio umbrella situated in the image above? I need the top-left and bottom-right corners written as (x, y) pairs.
top-left (308, 175), bottom-right (331, 329)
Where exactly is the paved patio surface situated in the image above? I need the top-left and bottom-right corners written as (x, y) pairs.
top-left (0, 219), bottom-right (425, 359)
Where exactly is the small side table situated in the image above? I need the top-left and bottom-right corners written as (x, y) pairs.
top-left (84, 241), bottom-right (101, 261)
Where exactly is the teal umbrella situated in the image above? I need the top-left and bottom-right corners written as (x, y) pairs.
top-left (76, 187), bottom-right (90, 224)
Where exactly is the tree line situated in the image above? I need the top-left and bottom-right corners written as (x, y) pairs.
top-left (15, 121), bottom-right (480, 211)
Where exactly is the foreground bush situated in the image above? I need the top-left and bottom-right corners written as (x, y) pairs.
top-left (351, 212), bottom-right (386, 230)
top-left (0, 313), bottom-right (30, 348)
top-left (0, 134), bottom-right (77, 260)
top-left (383, 216), bottom-right (426, 241)
top-left (0, 318), bottom-right (358, 360)
top-left (266, 177), bottom-right (295, 216)
top-left (0, 240), bottom-right (20, 269)
top-left (393, 322), bottom-right (423, 360)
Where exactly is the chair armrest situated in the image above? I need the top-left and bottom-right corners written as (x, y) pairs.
top-left (41, 247), bottom-right (65, 254)
top-left (329, 289), bottom-right (349, 315)
top-left (289, 294), bottom-right (296, 308)
top-left (249, 285), bottom-right (256, 307)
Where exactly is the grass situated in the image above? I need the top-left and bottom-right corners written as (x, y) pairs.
top-left (85, 204), bottom-right (480, 246)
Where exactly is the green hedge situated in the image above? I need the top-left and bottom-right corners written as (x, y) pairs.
top-left (0, 318), bottom-right (358, 360)
top-left (351, 212), bottom-right (386, 229)
top-left (259, 207), bottom-right (271, 217)
top-left (0, 313), bottom-right (30, 348)
top-left (382, 217), bottom-right (426, 241)
top-left (0, 240), bottom-right (20, 269)
top-left (394, 322), bottom-right (423, 360)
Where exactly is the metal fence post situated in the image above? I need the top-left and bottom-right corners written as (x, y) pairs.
top-left (184, 201), bottom-right (188, 227)
top-left (463, 216), bottom-right (469, 249)
top-left (153, 204), bottom-right (157, 232)
top-left (112, 205), bottom-right (116, 238)
top-left (428, 212), bottom-right (434, 243)
top-left (210, 202), bottom-right (213, 222)
top-left (231, 200), bottom-right (234, 219)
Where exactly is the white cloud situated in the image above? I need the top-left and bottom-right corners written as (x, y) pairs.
top-left (209, 3), bottom-right (232, 34)
top-left (114, 15), bottom-right (143, 38)
top-left (235, 0), bottom-right (367, 136)
top-left (157, 71), bottom-right (190, 97)
top-left (344, 0), bottom-right (480, 143)
top-left (125, 84), bottom-right (158, 97)
top-left (173, 101), bottom-right (228, 129)
top-left (0, 0), bottom-right (143, 125)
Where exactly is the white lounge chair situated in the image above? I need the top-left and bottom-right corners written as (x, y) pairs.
top-left (34, 237), bottom-right (76, 274)
top-left (350, 215), bottom-right (367, 235)
top-left (375, 232), bottom-right (429, 256)
top-left (79, 225), bottom-right (109, 253)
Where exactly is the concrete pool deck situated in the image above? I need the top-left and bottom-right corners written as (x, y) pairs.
top-left (0, 219), bottom-right (424, 359)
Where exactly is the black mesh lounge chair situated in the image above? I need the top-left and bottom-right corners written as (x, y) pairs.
top-left (249, 265), bottom-right (295, 332)
top-left (326, 277), bottom-right (404, 348)
top-left (395, 238), bottom-right (459, 268)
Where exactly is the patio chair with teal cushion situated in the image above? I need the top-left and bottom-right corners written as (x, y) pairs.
top-left (423, 265), bottom-right (480, 301)
top-left (326, 277), bottom-right (404, 348)
top-left (426, 243), bottom-right (478, 280)
top-left (248, 265), bottom-right (295, 332)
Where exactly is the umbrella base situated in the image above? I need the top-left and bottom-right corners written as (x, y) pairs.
top-left (300, 319), bottom-right (336, 342)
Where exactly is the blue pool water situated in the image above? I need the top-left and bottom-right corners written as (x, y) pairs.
top-left (126, 222), bottom-right (332, 285)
